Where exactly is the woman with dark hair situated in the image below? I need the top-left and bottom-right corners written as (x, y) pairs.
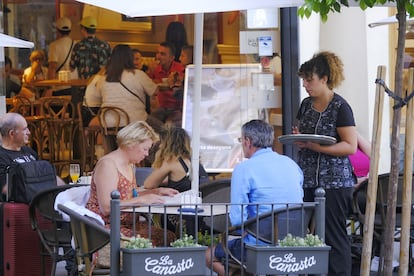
top-left (89, 44), bottom-right (162, 132)
top-left (293, 51), bottom-right (357, 276)
top-left (165, 21), bottom-right (188, 62)
top-left (88, 44), bottom-right (164, 156)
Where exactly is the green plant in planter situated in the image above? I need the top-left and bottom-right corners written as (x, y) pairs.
top-left (170, 234), bottom-right (202, 248)
top-left (123, 236), bottom-right (153, 249)
top-left (278, 233), bottom-right (326, 247)
top-left (197, 230), bottom-right (219, 246)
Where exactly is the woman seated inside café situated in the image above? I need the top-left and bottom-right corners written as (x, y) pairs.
top-left (88, 44), bottom-right (164, 133)
top-left (22, 50), bottom-right (48, 84)
top-left (85, 120), bottom-right (177, 246)
top-left (88, 44), bottom-right (165, 159)
top-left (22, 50), bottom-right (52, 97)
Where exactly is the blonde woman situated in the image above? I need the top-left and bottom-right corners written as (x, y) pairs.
top-left (86, 121), bottom-right (177, 245)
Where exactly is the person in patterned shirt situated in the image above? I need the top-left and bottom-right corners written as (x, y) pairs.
top-left (294, 51), bottom-right (357, 276)
top-left (70, 16), bottom-right (111, 80)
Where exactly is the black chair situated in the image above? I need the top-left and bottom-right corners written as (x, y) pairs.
top-left (200, 178), bottom-right (231, 233)
top-left (135, 166), bottom-right (153, 187)
top-left (57, 204), bottom-right (111, 275)
top-left (220, 203), bottom-right (316, 275)
top-left (29, 185), bottom-right (85, 276)
top-left (352, 173), bottom-right (414, 271)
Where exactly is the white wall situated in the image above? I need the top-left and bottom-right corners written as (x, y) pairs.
top-left (298, 7), bottom-right (391, 173)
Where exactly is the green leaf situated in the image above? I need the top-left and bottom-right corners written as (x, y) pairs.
top-left (297, 6), bottom-right (307, 18)
top-left (333, 2), bottom-right (342, 12)
top-left (305, 8), bottom-right (313, 18)
top-left (406, 3), bottom-right (414, 16)
top-left (320, 3), bottom-right (331, 15)
top-left (359, 0), bottom-right (368, 10)
top-left (340, 0), bottom-right (350, 7)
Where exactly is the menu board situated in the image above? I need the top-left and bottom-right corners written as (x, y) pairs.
top-left (182, 64), bottom-right (263, 173)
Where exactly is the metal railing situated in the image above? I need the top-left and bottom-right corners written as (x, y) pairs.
top-left (110, 188), bottom-right (326, 275)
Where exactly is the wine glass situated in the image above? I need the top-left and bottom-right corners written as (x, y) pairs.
top-left (69, 164), bottom-right (80, 184)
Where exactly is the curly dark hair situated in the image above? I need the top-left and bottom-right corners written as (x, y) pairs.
top-left (297, 51), bottom-right (344, 89)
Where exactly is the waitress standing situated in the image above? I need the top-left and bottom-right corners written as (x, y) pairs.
top-left (293, 51), bottom-right (357, 276)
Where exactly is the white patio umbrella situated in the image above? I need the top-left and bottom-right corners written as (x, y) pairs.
top-left (0, 33), bottom-right (34, 48)
top-left (76, 0), bottom-right (303, 191)
top-left (76, 0), bottom-right (303, 17)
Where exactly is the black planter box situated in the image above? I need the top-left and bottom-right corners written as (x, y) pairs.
top-left (245, 244), bottom-right (331, 275)
top-left (121, 246), bottom-right (207, 276)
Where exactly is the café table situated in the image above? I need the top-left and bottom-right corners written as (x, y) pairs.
top-left (30, 79), bottom-right (88, 99)
top-left (31, 79), bottom-right (88, 88)
top-left (121, 190), bottom-right (229, 234)
top-left (122, 202), bottom-right (229, 217)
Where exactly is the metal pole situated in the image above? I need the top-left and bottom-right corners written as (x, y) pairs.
top-left (110, 190), bottom-right (121, 276)
top-left (314, 187), bottom-right (326, 241)
top-left (190, 13), bottom-right (203, 193)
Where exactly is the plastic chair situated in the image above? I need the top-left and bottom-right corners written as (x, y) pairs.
top-left (98, 106), bottom-right (130, 154)
top-left (220, 203), bottom-right (316, 275)
top-left (57, 204), bottom-right (111, 275)
top-left (29, 185), bottom-right (86, 276)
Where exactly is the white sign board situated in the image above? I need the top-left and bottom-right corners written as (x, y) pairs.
top-left (182, 64), bottom-right (263, 173)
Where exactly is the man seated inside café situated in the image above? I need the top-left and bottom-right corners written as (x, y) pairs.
top-left (148, 41), bottom-right (185, 126)
top-left (5, 56), bottom-right (34, 100)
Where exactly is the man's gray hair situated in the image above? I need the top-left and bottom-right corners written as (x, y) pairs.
top-left (0, 113), bottom-right (21, 137)
top-left (241, 119), bottom-right (274, 148)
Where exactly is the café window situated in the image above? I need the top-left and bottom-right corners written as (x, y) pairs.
top-left (4, 0), bottom-right (56, 69)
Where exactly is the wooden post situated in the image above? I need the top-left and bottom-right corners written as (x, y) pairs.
top-left (360, 65), bottom-right (386, 275)
top-left (399, 68), bottom-right (414, 275)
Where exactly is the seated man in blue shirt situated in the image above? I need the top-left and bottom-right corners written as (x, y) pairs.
top-left (205, 119), bottom-right (303, 276)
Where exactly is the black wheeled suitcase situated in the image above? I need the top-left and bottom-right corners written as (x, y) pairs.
top-left (0, 202), bottom-right (52, 276)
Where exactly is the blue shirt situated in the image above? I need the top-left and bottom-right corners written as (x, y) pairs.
top-left (229, 148), bottom-right (304, 244)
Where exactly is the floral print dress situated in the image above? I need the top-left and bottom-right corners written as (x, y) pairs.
top-left (86, 170), bottom-right (175, 247)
